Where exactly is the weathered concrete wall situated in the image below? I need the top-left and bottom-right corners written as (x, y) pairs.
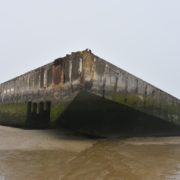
top-left (82, 52), bottom-right (180, 126)
top-left (0, 51), bottom-right (84, 128)
top-left (0, 49), bottom-right (180, 132)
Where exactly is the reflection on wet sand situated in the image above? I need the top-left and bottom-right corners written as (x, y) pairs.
top-left (0, 126), bottom-right (180, 180)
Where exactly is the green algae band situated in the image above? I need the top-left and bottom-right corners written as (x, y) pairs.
top-left (0, 103), bottom-right (27, 127)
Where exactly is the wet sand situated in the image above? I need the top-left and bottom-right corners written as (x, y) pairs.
top-left (0, 126), bottom-right (180, 180)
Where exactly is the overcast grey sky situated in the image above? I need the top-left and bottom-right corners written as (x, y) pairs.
top-left (0, 0), bottom-right (180, 98)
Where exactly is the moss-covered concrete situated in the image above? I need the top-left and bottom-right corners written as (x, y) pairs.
top-left (0, 103), bottom-right (27, 127)
top-left (50, 102), bottom-right (65, 127)
top-left (112, 94), bottom-right (144, 107)
top-left (111, 93), bottom-right (180, 125)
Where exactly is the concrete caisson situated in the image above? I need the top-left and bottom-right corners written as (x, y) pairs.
top-left (0, 50), bottom-right (180, 136)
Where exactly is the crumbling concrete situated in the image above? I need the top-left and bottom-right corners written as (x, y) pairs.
top-left (0, 50), bottom-right (180, 135)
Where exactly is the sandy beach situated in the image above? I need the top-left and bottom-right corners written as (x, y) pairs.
top-left (0, 126), bottom-right (180, 180)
